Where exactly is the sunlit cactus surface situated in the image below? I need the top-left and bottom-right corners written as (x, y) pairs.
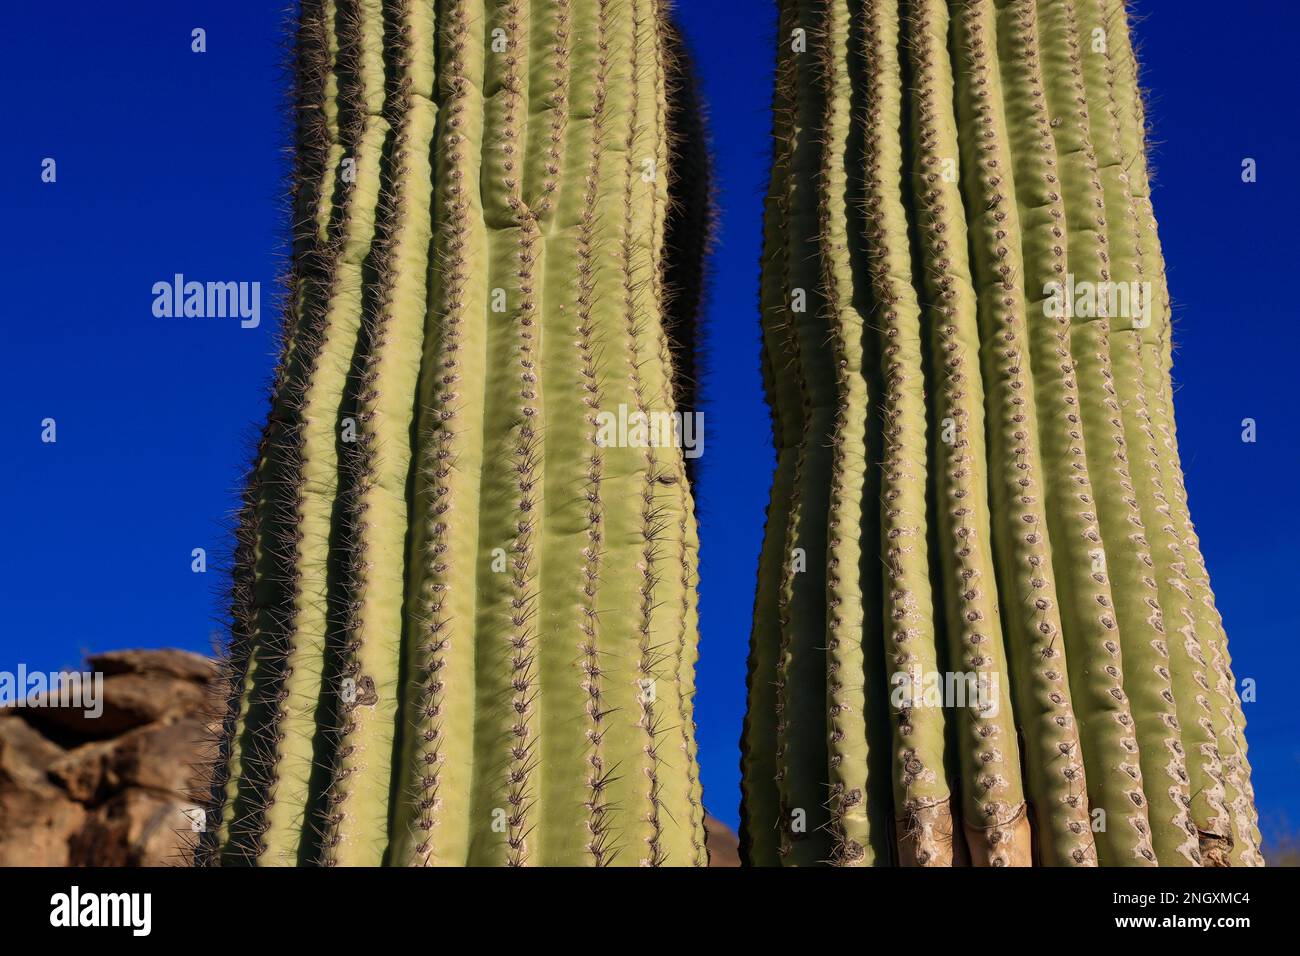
top-left (740, 0), bottom-right (1260, 868)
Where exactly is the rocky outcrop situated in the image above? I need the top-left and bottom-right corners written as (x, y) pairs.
top-left (0, 649), bottom-right (217, 866)
top-left (703, 814), bottom-right (741, 867)
top-left (1, 648), bottom-right (742, 866)
top-left (0, 717), bottom-right (87, 866)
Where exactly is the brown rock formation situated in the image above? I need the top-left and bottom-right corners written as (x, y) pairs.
top-left (704, 814), bottom-right (741, 867)
top-left (0, 649), bottom-right (217, 866)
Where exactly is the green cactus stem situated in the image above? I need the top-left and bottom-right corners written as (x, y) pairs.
top-left (740, 0), bottom-right (1260, 867)
top-left (200, 0), bottom-right (707, 867)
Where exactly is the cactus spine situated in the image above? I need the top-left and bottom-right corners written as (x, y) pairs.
top-left (201, 0), bottom-right (707, 867)
top-left (741, 0), bottom-right (1260, 866)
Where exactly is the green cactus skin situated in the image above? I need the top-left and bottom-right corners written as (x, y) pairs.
top-left (1099, 0), bottom-right (1262, 866)
top-left (741, 0), bottom-right (1260, 866)
top-left (200, 0), bottom-right (707, 867)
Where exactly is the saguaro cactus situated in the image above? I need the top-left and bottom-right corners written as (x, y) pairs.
top-left (741, 0), bottom-right (1260, 866)
top-left (199, 0), bottom-right (707, 866)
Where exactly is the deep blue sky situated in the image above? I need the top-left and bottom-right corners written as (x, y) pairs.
top-left (3, 2), bottom-right (1296, 846)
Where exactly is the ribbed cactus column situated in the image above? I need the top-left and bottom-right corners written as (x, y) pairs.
top-left (1099, 0), bottom-right (1262, 866)
top-left (741, 0), bottom-right (1260, 866)
top-left (201, 0), bottom-right (707, 867)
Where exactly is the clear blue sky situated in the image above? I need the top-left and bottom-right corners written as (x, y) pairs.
top-left (2, 2), bottom-right (1296, 844)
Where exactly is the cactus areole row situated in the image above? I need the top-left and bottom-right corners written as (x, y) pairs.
top-left (740, 0), bottom-right (1259, 867)
top-left (201, 0), bottom-right (708, 866)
